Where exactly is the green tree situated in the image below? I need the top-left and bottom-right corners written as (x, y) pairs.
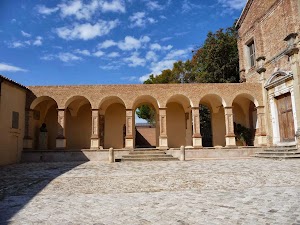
top-left (136, 105), bottom-right (156, 124)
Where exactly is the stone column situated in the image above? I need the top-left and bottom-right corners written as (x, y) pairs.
top-left (256, 56), bottom-right (270, 146)
top-left (90, 109), bottom-right (99, 149)
top-left (191, 107), bottom-right (202, 148)
top-left (56, 109), bottom-right (66, 149)
top-left (125, 109), bottom-right (134, 149)
top-left (158, 108), bottom-right (168, 149)
top-left (23, 109), bottom-right (33, 149)
top-left (99, 114), bottom-right (105, 149)
top-left (224, 107), bottom-right (236, 147)
top-left (256, 106), bottom-right (268, 146)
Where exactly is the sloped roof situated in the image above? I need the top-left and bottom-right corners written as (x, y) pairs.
top-left (0, 74), bottom-right (29, 91)
top-left (236, 0), bottom-right (253, 29)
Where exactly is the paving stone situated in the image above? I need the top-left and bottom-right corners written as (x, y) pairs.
top-left (0, 159), bottom-right (300, 224)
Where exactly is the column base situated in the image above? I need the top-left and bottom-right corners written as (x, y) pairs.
top-left (225, 136), bottom-right (236, 147)
top-left (23, 137), bottom-right (33, 149)
top-left (159, 136), bottom-right (168, 149)
top-left (256, 135), bottom-right (268, 146)
top-left (125, 138), bottom-right (134, 149)
top-left (90, 138), bottom-right (100, 149)
top-left (56, 138), bottom-right (66, 149)
top-left (192, 137), bottom-right (202, 148)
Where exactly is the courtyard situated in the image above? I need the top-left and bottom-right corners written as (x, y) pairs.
top-left (1, 159), bottom-right (300, 225)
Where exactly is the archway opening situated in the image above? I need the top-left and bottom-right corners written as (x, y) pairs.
top-left (30, 97), bottom-right (58, 150)
top-left (65, 96), bottom-right (91, 149)
top-left (199, 104), bottom-right (213, 147)
top-left (135, 104), bottom-right (157, 148)
top-left (200, 94), bottom-right (226, 147)
top-left (166, 94), bottom-right (192, 148)
top-left (232, 94), bottom-right (257, 146)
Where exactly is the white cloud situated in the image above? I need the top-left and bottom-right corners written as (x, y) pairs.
top-left (36, 5), bottom-right (59, 15)
top-left (165, 49), bottom-right (190, 60)
top-left (129, 12), bottom-right (157, 28)
top-left (182, 0), bottom-right (203, 13)
top-left (74, 49), bottom-right (91, 56)
top-left (93, 50), bottom-right (105, 57)
top-left (150, 43), bottom-right (172, 51)
top-left (100, 0), bottom-right (126, 13)
top-left (146, 1), bottom-right (164, 10)
top-left (21, 30), bottom-right (31, 37)
top-left (56, 20), bottom-right (119, 40)
top-left (41, 52), bottom-right (82, 62)
top-left (33, 36), bottom-right (43, 46)
top-left (124, 52), bottom-right (146, 67)
top-left (11, 42), bottom-right (25, 48)
top-left (146, 51), bottom-right (158, 62)
top-left (218, 0), bottom-right (246, 10)
top-left (98, 39), bottom-right (117, 49)
top-left (0, 62), bottom-right (28, 72)
top-left (118, 35), bottom-right (150, 51)
top-left (59, 0), bottom-right (99, 20)
top-left (107, 52), bottom-right (120, 58)
top-left (121, 76), bottom-right (138, 81)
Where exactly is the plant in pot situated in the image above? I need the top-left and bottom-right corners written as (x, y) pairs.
top-left (234, 123), bottom-right (252, 146)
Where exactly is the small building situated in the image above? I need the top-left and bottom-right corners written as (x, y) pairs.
top-left (236, 0), bottom-right (300, 146)
top-left (0, 75), bottom-right (28, 165)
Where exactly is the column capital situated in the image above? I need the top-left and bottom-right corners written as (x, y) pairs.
top-left (91, 108), bottom-right (99, 111)
top-left (57, 108), bottom-right (66, 112)
top-left (191, 107), bottom-right (200, 110)
top-left (159, 107), bottom-right (167, 110)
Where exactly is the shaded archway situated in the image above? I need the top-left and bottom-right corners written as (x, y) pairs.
top-left (232, 94), bottom-right (258, 146)
top-left (30, 96), bottom-right (58, 150)
top-left (132, 95), bottom-right (159, 148)
top-left (166, 94), bottom-right (192, 148)
top-left (100, 96), bottom-right (126, 149)
top-left (199, 94), bottom-right (226, 147)
top-left (65, 96), bottom-right (92, 149)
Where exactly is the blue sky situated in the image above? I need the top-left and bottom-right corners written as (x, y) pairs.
top-left (0, 0), bottom-right (246, 86)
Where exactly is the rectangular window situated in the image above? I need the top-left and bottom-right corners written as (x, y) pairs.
top-left (248, 41), bottom-right (256, 68)
top-left (12, 111), bottom-right (19, 129)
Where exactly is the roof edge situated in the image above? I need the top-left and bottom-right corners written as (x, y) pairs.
top-left (0, 74), bottom-right (29, 91)
top-left (236, 0), bottom-right (253, 29)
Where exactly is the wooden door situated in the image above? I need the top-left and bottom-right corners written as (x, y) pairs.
top-left (276, 93), bottom-right (295, 142)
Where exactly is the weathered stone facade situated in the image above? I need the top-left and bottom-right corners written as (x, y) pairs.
top-left (237, 0), bottom-right (300, 146)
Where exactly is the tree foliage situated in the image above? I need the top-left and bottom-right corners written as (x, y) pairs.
top-left (137, 23), bottom-right (239, 122)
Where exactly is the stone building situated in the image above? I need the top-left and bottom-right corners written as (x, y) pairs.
top-left (236, 0), bottom-right (300, 146)
top-left (0, 75), bottom-right (28, 165)
top-left (0, 0), bottom-right (299, 165)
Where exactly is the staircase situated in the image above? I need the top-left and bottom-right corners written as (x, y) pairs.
top-left (254, 145), bottom-right (300, 159)
top-left (121, 148), bottom-right (179, 162)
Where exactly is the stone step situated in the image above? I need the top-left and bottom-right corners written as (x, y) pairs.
top-left (254, 154), bottom-right (300, 159)
top-left (255, 151), bottom-right (300, 155)
top-left (129, 151), bottom-right (165, 155)
top-left (263, 148), bottom-right (298, 152)
top-left (122, 157), bottom-right (179, 162)
top-left (123, 154), bottom-right (174, 158)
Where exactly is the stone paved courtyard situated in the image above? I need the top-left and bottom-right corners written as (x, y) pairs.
top-left (1, 159), bottom-right (300, 225)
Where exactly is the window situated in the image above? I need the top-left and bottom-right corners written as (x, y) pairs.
top-left (12, 111), bottom-right (19, 129)
top-left (247, 41), bottom-right (256, 68)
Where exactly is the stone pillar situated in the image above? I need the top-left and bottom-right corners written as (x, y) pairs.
top-left (99, 114), bottom-right (105, 149)
top-left (285, 35), bottom-right (300, 145)
top-left (224, 107), bottom-right (236, 147)
top-left (158, 108), bottom-right (168, 149)
top-left (179, 146), bottom-right (185, 161)
top-left (23, 109), bottom-right (33, 149)
top-left (90, 109), bottom-right (99, 149)
top-left (56, 109), bottom-right (66, 149)
top-left (125, 109), bottom-right (134, 149)
top-left (256, 106), bottom-right (268, 146)
top-left (109, 147), bottom-right (114, 163)
top-left (256, 56), bottom-right (270, 146)
top-left (191, 107), bottom-right (202, 148)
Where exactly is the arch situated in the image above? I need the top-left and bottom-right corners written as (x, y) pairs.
top-left (65, 95), bottom-right (92, 109)
top-left (200, 94), bottom-right (226, 147)
top-left (166, 94), bottom-right (193, 110)
top-left (30, 96), bottom-right (58, 150)
top-left (99, 96), bottom-right (126, 112)
top-left (65, 96), bottom-right (92, 149)
top-left (231, 93), bottom-right (259, 108)
top-left (232, 94), bottom-right (257, 146)
top-left (131, 95), bottom-right (160, 110)
top-left (199, 94), bottom-right (226, 112)
top-left (30, 96), bottom-right (58, 110)
top-left (265, 70), bottom-right (293, 88)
